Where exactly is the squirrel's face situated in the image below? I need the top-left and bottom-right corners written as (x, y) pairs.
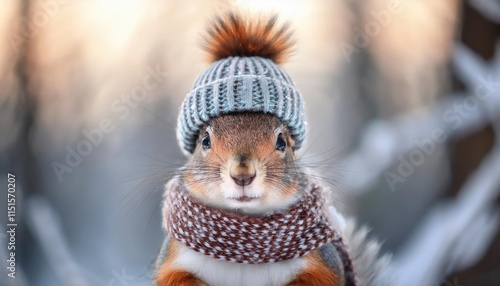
top-left (182, 113), bottom-right (300, 214)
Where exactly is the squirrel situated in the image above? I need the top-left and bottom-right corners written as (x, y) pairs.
top-left (155, 12), bottom-right (392, 286)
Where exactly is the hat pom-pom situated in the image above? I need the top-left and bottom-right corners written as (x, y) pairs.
top-left (203, 12), bottom-right (295, 65)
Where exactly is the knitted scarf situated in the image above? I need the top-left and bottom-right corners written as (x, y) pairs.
top-left (164, 178), bottom-right (352, 268)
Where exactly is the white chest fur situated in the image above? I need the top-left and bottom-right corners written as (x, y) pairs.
top-left (172, 244), bottom-right (308, 286)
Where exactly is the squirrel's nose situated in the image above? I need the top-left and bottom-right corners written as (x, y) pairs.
top-left (231, 173), bottom-right (255, 186)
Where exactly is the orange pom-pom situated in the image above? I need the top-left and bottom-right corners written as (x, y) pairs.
top-left (204, 12), bottom-right (294, 64)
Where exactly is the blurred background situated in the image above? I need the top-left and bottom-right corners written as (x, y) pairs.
top-left (0, 0), bottom-right (499, 285)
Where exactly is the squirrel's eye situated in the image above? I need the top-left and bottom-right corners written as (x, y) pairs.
top-left (202, 133), bottom-right (211, 149)
top-left (275, 133), bottom-right (286, 151)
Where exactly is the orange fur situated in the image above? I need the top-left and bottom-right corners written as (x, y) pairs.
top-left (156, 270), bottom-right (206, 286)
top-left (287, 250), bottom-right (340, 286)
top-left (156, 240), bottom-right (206, 286)
top-left (204, 12), bottom-right (294, 64)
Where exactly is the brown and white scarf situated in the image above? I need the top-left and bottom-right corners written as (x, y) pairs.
top-left (163, 177), bottom-right (352, 267)
top-left (164, 178), bottom-right (350, 264)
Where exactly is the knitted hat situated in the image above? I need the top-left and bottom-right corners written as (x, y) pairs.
top-left (177, 13), bottom-right (306, 154)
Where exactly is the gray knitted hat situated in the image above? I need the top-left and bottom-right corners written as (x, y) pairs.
top-left (177, 13), bottom-right (306, 155)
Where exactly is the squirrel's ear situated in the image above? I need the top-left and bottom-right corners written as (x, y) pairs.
top-left (203, 12), bottom-right (295, 64)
